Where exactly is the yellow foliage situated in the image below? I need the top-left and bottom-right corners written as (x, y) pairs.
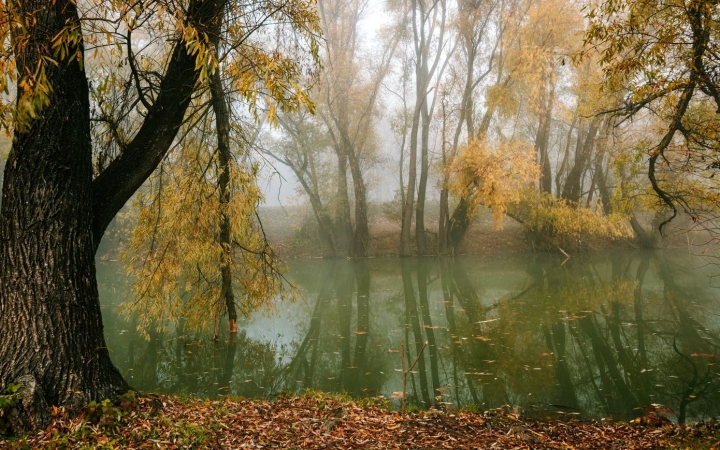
top-left (520, 191), bottom-right (633, 250)
top-left (450, 137), bottom-right (539, 228)
top-left (555, 278), bottom-right (637, 312)
top-left (503, 0), bottom-right (584, 116)
top-left (122, 129), bottom-right (288, 337)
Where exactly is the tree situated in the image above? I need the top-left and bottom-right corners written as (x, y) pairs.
top-left (269, 111), bottom-right (341, 256)
top-left (121, 114), bottom-right (286, 340)
top-left (0, 0), bottom-right (319, 431)
top-left (583, 0), bottom-right (720, 232)
top-left (449, 136), bottom-right (539, 228)
top-left (400, 0), bottom-right (453, 256)
top-left (122, 23), bottom-right (289, 339)
top-left (437, 0), bottom-right (511, 253)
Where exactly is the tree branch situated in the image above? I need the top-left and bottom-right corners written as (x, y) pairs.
top-left (92, 0), bottom-right (227, 247)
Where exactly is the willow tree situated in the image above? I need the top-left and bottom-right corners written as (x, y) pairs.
top-left (0, 0), bottom-right (319, 431)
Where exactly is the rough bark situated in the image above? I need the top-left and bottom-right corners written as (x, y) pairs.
top-left (6, 375), bottom-right (51, 435)
top-left (0, 0), bottom-right (129, 423)
top-left (0, 0), bottom-right (227, 430)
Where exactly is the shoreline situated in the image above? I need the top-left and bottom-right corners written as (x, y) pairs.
top-left (2, 393), bottom-right (717, 449)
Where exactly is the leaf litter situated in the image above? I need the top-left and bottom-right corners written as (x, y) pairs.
top-left (1, 393), bottom-right (718, 449)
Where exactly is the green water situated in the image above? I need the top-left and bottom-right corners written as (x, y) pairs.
top-left (98, 250), bottom-right (720, 422)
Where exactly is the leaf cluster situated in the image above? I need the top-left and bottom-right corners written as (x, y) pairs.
top-left (450, 136), bottom-right (539, 228)
top-left (0, 383), bottom-right (21, 436)
top-left (519, 191), bottom-right (633, 250)
top-left (122, 123), bottom-right (288, 336)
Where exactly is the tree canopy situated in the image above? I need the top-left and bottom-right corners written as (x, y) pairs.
top-left (0, 0), bottom-right (321, 433)
top-left (583, 0), bottom-right (720, 230)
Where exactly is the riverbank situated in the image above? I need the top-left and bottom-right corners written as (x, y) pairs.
top-left (258, 204), bottom-right (709, 259)
top-left (2, 393), bottom-right (717, 449)
top-left (260, 204), bottom-right (533, 258)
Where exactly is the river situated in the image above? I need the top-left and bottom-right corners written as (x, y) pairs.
top-left (98, 250), bottom-right (720, 423)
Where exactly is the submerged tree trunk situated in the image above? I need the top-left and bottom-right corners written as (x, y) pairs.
top-left (210, 69), bottom-right (238, 335)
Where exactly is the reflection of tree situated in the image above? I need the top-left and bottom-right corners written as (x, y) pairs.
top-left (401, 259), bottom-right (431, 406)
top-left (280, 260), bottom-right (386, 398)
top-left (514, 252), bottom-right (720, 423)
top-left (438, 258), bottom-right (509, 409)
top-left (504, 254), bottom-right (647, 418)
top-left (577, 314), bottom-right (640, 414)
top-left (125, 323), bottom-right (163, 392)
top-left (118, 321), bottom-right (281, 400)
top-left (278, 265), bottom-right (334, 389)
top-left (105, 253), bottom-right (720, 422)
top-left (441, 259), bottom-right (479, 405)
top-left (654, 256), bottom-right (720, 424)
top-left (417, 260), bottom-right (441, 402)
top-left (543, 321), bottom-right (578, 410)
top-left (347, 260), bottom-right (371, 395)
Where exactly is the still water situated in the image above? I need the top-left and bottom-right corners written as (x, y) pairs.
top-left (98, 250), bottom-right (720, 423)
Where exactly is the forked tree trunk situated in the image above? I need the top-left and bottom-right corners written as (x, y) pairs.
top-left (0, 0), bottom-right (226, 431)
top-left (0, 1), bottom-right (129, 430)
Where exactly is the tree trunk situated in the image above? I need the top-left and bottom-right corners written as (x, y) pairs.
top-left (0, 1), bottom-right (129, 428)
top-left (334, 148), bottom-right (353, 256)
top-left (400, 100), bottom-right (420, 257)
top-left (415, 99), bottom-right (431, 255)
top-left (555, 117), bottom-right (577, 195)
top-left (270, 116), bottom-right (339, 257)
top-left (447, 196), bottom-right (472, 252)
top-left (535, 83), bottom-right (556, 195)
top-left (210, 69), bottom-right (238, 335)
top-left (561, 119), bottom-right (598, 203)
top-left (594, 148), bottom-right (613, 215)
top-left (347, 151), bottom-right (370, 257)
top-left (0, 0), bottom-right (227, 430)
top-left (400, 2), bottom-right (425, 257)
top-left (443, 81), bottom-right (504, 253)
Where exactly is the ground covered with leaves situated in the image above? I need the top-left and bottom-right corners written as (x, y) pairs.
top-left (1, 393), bottom-right (719, 449)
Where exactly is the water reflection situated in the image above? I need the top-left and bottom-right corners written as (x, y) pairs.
top-left (98, 251), bottom-right (720, 422)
